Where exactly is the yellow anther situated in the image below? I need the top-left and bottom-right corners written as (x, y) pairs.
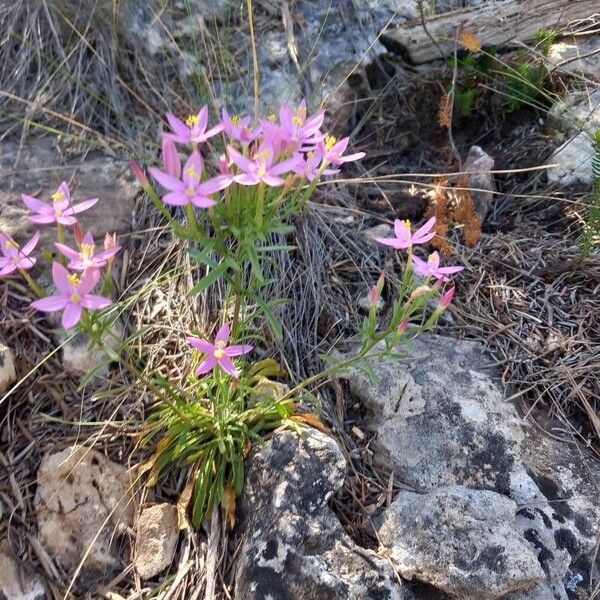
top-left (70, 293), bottom-right (81, 304)
top-left (428, 254), bottom-right (436, 263)
top-left (214, 340), bottom-right (226, 359)
top-left (230, 115), bottom-right (241, 126)
top-left (4, 240), bottom-right (18, 250)
top-left (403, 219), bottom-right (412, 229)
top-left (325, 135), bottom-right (337, 151)
top-left (67, 273), bottom-right (80, 286)
top-left (51, 191), bottom-right (65, 203)
top-left (185, 114), bottom-right (199, 127)
top-left (185, 165), bottom-right (199, 180)
top-left (185, 187), bottom-right (195, 198)
top-left (307, 151), bottom-right (315, 160)
top-left (80, 243), bottom-right (94, 260)
top-left (266, 114), bottom-right (277, 123)
top-left (292, 115), bottom-right (303, 127)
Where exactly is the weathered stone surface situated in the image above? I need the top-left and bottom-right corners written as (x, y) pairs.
top-left (547, 36), bottom-right (600, 82)
top-left (547, 132), bottom-right (594, 186)
top-left (343, 334), bottom-right (600, 599)
top-left (0, 342), bottom-right (17, 393)
top-left (0, 541), bottom-right (45, 600)
top-left (377, 486), bottom-right (544, 599)
top-left (134, 503), bottom-right (179, 580)
top-left (60, 320), bottom-right (124, 379)
top-left (35, 445), bottom-right (135, 583)
top-left (235, 429), bottom-right (412, 600)
top-left (0, 138), bottom-right (137, 246)
top-left (463, 145), bottom-right (495, 222)
top-left (548, 89), bottom-right (600, 134)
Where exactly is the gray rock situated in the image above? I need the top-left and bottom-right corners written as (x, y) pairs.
top-left (377, 486), bottom-right (545, 599)
top-left (463, 145), bottom-right (495, 222)
top-left (547, 36), bottom-right (600, 83)
top-left (548, 89), bottom-right (600, 135)
top-left (0, 138), bottom-right (137, 246)
top-left (34, 445), bottom-right (135, 583)
top-left (0, 541), bottom-right (45, 600)
top-left (547, 132), bottom-right (594, 186)
top-left (0, 342), bottom-right (17, 393)
top-left (342, 334), bottom-right (600, 599)
top-left (60, 320), bottom-right (124, 379)
top-left (235, 429), bottom-right (412, 600)
top-left (134, 503), bottom-right (179, 580)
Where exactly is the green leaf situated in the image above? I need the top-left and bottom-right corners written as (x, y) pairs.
top-left (190, 261), bottom-right (229, 295)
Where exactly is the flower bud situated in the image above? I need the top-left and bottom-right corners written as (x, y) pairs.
top-left (397, 319), bottom-right (409, 334)
top-left (439, 287), bottom-right (455, 310)
top-left (129, 160), bottom-right (149, 189)
top-left (73, 223), bottom-right (84, 246)
top-left (162, 137), bottom-right (181, 178)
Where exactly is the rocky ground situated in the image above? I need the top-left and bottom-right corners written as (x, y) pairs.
top-left (1, 0), bottom-right (599, 599)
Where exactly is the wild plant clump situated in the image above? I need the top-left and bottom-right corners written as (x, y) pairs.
top-left (2, 101), bottom-right (463, 526)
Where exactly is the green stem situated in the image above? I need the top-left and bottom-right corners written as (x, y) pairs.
top-left (18, 269), bottom-right (44, 298)
top-left (185, 203), bottom-right (199, 237)
top-left (255, 182), bottom-right (265, 230)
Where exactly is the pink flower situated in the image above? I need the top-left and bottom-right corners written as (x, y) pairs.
top-left (228, 142), bottom-right (300, 187)
top-left (318, 135), bottom-right (365, 165)
top-left (291, 149), bottom-right (339, 182)
top-left (0, 231), bottom-right (39, 275)
top-left (221, 108), bottom-right (259, 143)
top-left (439, 287), bottom-right (455, 310)
top-left (129, 160), bottom-right (149, 189)
top-left (162, 137), bottom-right (181, 178)
top-left (31, 262), bottom-right (112, 328)
top-left (368, 272), bottom-right (386, 307)
top-left (149, 152), bottom-right (231, 208)
top-left (164, 106), bottom-right (224, 146)
top-left (55, 231), bottom-right (121, 271)
top-left (397, 319), bottom-right (409, 334)
top-left (374, 217), bottom-right (436, 250)
top-left (187, 324), bottom-right (253, 378)
top-left (412, 251), bottom-right (463, 282)
top-left (22, 182), bottom-right (98, 226)
top-left (279, 100), bottom-right (325, 148)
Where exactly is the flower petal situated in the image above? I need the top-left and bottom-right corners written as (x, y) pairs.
top-left (71, 198), bottom-right (99, 214)
top-left (31, 295), bottom-right (68, 312)
top-left (413, 217), bottom-right (436, 241)
top-left (166, 112), bottom-right (190, 138)
top-left (228, 146), bottom-right (254, 172)
top-left (215, 324), bottom-right (230, 343)
top-left (52, 262), bottom-right (72, 295)
top-left (21, 194), bottom-right (48, 212)
top-left (196, 356), bottom-right (217, 376)
top-left (218, 356), bottom-right (238, 378)
top-left (223, 344), bottom-right (253, 357)
top-left (163, 192), bottom-right (191, 206)
top-left (62, 303), bottom-right (82, 328)
top-left (78, 267), bottom-right (101, 295)
top-left (149, 167), bottom-right (184, 192)
top-left (186, 336), bottom-right (215, 354)
top-left (80, 295), bottom-right (112, 309)
top-left (55, 243), bottom-right (82, 262)
top-left (29, 214), bottom-right (56, 225)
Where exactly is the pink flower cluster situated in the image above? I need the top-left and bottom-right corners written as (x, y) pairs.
top-left (0, 181), bottom-right (119, 329)
top-left (374, 216), bottom-right (462, 310)
top-left (149, 101), bottom-right (366, 209)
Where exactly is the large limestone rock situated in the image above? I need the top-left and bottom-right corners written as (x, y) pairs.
top-left (235, 428), bottom-right (413, 600)
top-left (0, 138), bottom-right (137, 246)
top-left (34, 445), bottom-right (135, 583)
top-left (377, 486), bottom-right (545, 598)
top-left (343, 334), bottom-right (600, 600)
top-left (0, 541), bottom-right (45, 600)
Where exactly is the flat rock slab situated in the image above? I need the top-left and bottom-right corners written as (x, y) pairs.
top-left (34, 445), bottom-right (135, 584)
top-left (0, 138), bottom-right (138, 245)
top-left (377, 486), bottom-right (545, 599)
top-left (235, 428), bottom-right (413, 600)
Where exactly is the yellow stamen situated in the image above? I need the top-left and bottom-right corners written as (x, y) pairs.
top-left (4, 240), bottom-right (18, 250)
top-left (307, 151), bottom-right (315, 160)
top-left (266, 114), bottom-right (277, 123)
top-left (70, 292), bottom-right (81, 304)
top-left (51, 190), bottom-right (65, 203)
top-left (80, 243), bottom-right (94, 260)
top-left (185, 165), bottom-right (199, 180)
top-left (403, 219), bottom-right (412, 229)
top-left (185, 187), bottom-right (195, 198)
top-left (325, 135), bottom-right (337, 151)
top-left (214, 340), bottom-right (226, 359)
top-left (428, 254), bottom-right (436, 263)
top-left (185, 114), bottom-right (199, 127)
top-left (230, 115), bottom-right (241, 126)
top-left (257, 166), bottom-right (267, 177)
top-left (67, 273), bottom-right (80, 286)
